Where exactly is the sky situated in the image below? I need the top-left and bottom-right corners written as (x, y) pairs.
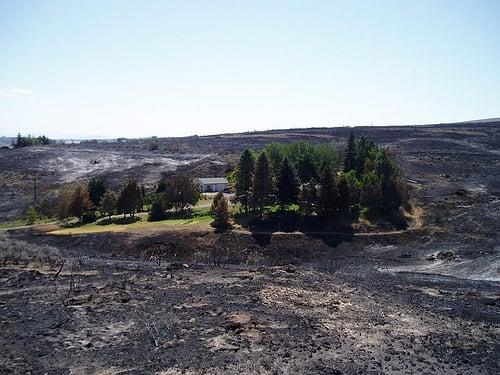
top-left (1, 0), bottom-right (499, 138)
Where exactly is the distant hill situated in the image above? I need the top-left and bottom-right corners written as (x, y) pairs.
top-left (0, 136), bottom-right (14, 146)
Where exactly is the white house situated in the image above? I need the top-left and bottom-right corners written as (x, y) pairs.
top-left (197, 177), bottom-right (229, 193)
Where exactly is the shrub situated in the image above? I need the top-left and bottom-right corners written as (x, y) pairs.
top-left (211, 192), bottom-right (230, 229)
top-left (25, 206), bottom-right (38, 225)
top-left (148, 197), bottom-right (166, 221)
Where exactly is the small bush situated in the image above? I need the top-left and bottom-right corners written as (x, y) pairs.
top-left (148, 198), bottom-right (166, 221)
top-left (25, 206), bottom-right (38, 225)
top-left (82, 211), bottom-right (97, 224)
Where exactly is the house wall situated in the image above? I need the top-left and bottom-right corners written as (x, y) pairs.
top-left (200, 183), bottom-right (228, 192)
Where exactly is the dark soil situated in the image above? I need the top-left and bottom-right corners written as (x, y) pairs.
top-left (1, 120), bottom-right (499, 374)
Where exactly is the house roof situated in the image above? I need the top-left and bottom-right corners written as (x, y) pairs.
top-left (197, 177), bottom-right (228, 185)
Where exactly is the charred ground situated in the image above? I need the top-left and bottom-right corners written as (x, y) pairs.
top-left (0, 121), bottom-right (499, 374)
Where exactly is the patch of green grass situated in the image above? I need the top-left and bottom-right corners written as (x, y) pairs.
top-left (49, 212), bottom-right (213, 235)
top-left (0, 219), bottom-right (26, 230)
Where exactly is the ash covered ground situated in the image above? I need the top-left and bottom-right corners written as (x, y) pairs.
top-left (0, 121), bottom-right (499, 374)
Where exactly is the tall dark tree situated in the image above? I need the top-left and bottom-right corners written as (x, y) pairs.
top-left (276, 158), bottom-right (299, 211)
top-left (343, 131), bottom-right (356, 172)
top-left (234, 149), bottom-right (255, 214)
top-left (317, 166), bottom-right (337, 219)
top-left (100, 190), bottom-right (117, 220)
top-left (374, 149), bottom-right (406, 216)
top-left (117, 180), bottom-right (142, 218)
top-left (336, 173), bottom-right (351, 216)
top-left (251, 151), bottom-right (274, 218)
top-left (88, 178), bottom-right (107, 208)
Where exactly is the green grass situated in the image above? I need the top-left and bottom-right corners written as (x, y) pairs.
top-left (49, 211), bottom-right (213, 235)
top-left (0, 219), bottom-right (26, 230)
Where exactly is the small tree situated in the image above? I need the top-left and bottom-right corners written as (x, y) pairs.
top-left (88, 178), bottom-right (107, 209)
top-left (69, 186), bottom-right (93, 221)
top-left (234, 149), bottom-right (255, 214)
top-left (26, 206), bottom-right (38, 225)
top-left (148, 196), bottom-right (166, 221)
top-left (117, 180), bottom-right (142, 218)
top-left (100, 190), bottom-right (117, 220)
top-left (298, 182), bottom-right (317, 217)
top-left (211, 191), bottom-right (230, 229)
top-left (87, 178), bottom-right (106, 207)
top-left (276, 158), bottom-right (299, 211)
top-left (163, 174), bottom-right (200, 212)
top-left (343, 131), bottom-right (356, 172)
top-left (251, 151), bottom-right (274, 218)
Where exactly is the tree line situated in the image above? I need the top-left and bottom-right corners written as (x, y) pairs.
top-left (57, 174), bottom-right (204, 224)
top-left (14, 133), bottom-right (53, 148)
top-left (233, 133), bottom-right (409, 224)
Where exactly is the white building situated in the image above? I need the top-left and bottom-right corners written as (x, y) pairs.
top-left (197, 177), bottom-right (229, 193)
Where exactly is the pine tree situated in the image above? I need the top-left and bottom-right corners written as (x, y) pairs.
top-left (276, 158), bottom-right (299, 211)
top-left (251, 151), bottom-right (274, 218)
top-left (69, 186), bottom-right (93, 220)
top-left (336, 173), bottom-right (351, 216)
top-left (343, 131), bottom-right (356, 172)
top-left (317, 166), bottom-right (337, 219)
top-left (211, 191), bottom-right (230, 229)
top-left (354, 136), bottom-right (376, 177)
top-left (234, 149), bottom-right (255, 214)
top-left (100, 190), bottom-right (117, 220)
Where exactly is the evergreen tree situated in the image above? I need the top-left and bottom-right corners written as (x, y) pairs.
top-left (148, 195), bottom-right (165, 221)
top-left (276, 158), bottom-right (299, 211)
top-left (234, 149), bottom-right (255, 214)
top-left (336, 173), bottom-right (351, 216)
top-left (69, 186), bottom-right (93, 221)
top-left (25, 206), bottom-right (38, 225)
top-left (211, 191), bottom-right (230, 229)
top-left (88, 178), bottom-right (107, 208)
top-left (298, 182), bottom-right (317, 216)
top-left (374, 149), bottom-right (406, 216)
top-left (100, 190), bottom-right (117, 220)
top-left (296, 152), bottom-right (318, 183)
top-left (251, 151), bottom-right (274, 218)
top-left (343, 131), bottom-right (356, 172)
top-left (354, 136), bottom-right (376, 177)
top-left (317, 166), bottom-right (337, 218)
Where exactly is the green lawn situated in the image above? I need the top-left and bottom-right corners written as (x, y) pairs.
top-left (49, 213), bottom-right (213, 235)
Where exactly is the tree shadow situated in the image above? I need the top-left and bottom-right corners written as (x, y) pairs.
top-left (97, 216), bottom-right (142, 226)
top-left (233, 210), bottom-right (356, 249)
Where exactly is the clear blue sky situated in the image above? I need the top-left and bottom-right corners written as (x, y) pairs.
top-left (1, 0), bottom-right (499, 138)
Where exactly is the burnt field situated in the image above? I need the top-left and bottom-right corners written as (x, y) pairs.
top-left (0, 121), bottom-right (499, 374)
